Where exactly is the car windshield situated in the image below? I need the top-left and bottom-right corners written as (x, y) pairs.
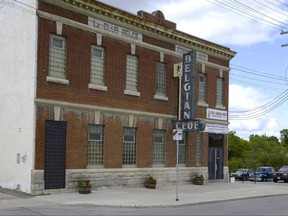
top-left (279, 166), bottom-right (288, 172)
top-left (256, 168), bottom-right (267, 172)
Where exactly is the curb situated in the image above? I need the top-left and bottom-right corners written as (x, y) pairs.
top-left (0, 187), bottom-right (33, 199)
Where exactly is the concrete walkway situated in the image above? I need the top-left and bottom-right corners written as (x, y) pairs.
top-left (1, 181), bottom-right (288, 208)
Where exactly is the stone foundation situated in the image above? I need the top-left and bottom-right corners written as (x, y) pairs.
top-left (31, 167), bottom-right (228, 195)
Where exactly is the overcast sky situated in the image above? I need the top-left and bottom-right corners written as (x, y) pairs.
top-left (98, 0), bottom-right (288, 141)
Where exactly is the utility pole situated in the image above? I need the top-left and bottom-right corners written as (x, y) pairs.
top-left (280, 31), bottom-right (288, 47)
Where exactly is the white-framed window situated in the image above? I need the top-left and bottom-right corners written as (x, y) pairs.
top-left (216, 77), bottom-right (224, 106)
top-left (153, 130), bottom-right (166, 165)
top-left (199, 73), bottom-right (206, 102)
top-left (90, 45), bottom-right (105, 86)
top-left (155, 62), bottom-right (166, 96)
top-left (123, 127), bottom-right (137, 166)
top-left (87, 124), bottom-right (104, 166)
top-left (48, 34), bottom-right (66, 79)
top-left (125, 55), bottom-right (138, 92)
top-left (178, 132), bottom-right (187, 164)
top-left (195, 133), bottom-right (202, 166)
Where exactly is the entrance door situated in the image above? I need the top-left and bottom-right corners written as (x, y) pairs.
top-left (44, 120), bottom-right (67, 189)
top-left (208, 147), bottom-right (223, 179)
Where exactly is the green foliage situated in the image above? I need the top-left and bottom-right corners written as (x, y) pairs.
top-left (228, 131), bottom-right (288, 172)
top-left (280, 129), bottom-right (288, 147)
top-left (228, 157), bottom-right (242, 173)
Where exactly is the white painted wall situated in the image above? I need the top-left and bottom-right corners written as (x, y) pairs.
top-left (0, 0), bottom-right (37, 193)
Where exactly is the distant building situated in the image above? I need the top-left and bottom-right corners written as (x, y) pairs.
top-left (0, 0), bottom-right (236, 195)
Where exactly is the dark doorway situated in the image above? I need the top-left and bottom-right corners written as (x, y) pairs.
top-left (208, 134), bottom-right (224, 180)
top-left (44, 120), bottom-right (67, 189)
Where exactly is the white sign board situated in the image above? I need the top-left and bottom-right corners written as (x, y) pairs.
top-left (204, 124), bottom-right (228, 134)
top-left (173, 63), bottom-right (182, 77)
top-left (173, 129), bottom-right (183, 141)
top-left (206, 108), bottom-right (227, 121)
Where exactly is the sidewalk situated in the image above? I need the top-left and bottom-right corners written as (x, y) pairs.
top-left (30, 181), bottom-right (288, 207)
top-left (1, 181), bottom-right (288, 208)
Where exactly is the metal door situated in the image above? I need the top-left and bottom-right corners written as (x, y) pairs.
top-left (44, 120), bottom-right (67, 189)
top-left (208, 147), bottom-right (223, 180)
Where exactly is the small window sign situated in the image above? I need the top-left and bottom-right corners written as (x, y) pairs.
top-left (173, 129), bottom-right (183, 141)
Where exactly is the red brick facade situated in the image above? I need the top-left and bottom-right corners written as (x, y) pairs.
top-left (34, 0), bottom-right (235, 191)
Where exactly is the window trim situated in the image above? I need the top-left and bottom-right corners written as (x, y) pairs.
top-left (89, 45), bottom-right (107, 90)
top-left (155, 61), bottom-right (167, 97)
top-left (198, 72), bottom-right (206, 102)
top-left (51, 37), bottom-right (65, 50)
top-left (87, 124), bottom-right (104, 168)
top-left (122, 127), bottom-right (137, 168)
top-left (46, 76), bottom-right (69, 85)
top-left (48, 34), bottom-right (67, 82)
top-left (125, 54), bottom-right (139, 94)
top-left (124, 89), bottom-right (140, 97)
top-left (152, 129), bottom-right (166, 167)
top-left (216, 77), bottom-right (226, 109)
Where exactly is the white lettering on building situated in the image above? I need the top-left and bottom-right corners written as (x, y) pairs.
top-left (175, 45), bottom-right (208, 62)
top-left (88, 17), bottom-right (143, 41)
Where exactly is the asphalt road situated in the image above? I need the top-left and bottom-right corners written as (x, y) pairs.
top-left (0, 195), bottom-right (287, 215)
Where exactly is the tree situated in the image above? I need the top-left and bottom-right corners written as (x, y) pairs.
top-left (248, 133), bottom-right (288, 170)
top-left (228, 131), bottom-right (251, 172)
top-left (280, 129), bottom-right (288, 147)
top-left (228, 131), bottom-right (288, 172)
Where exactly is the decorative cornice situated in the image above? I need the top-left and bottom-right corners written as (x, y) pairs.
top-left (37, 10), bottom-right (231, 71)
top-left (35, 98), bottom-right (176, 119)
top-left (40, 0), bottom-right (236, 60)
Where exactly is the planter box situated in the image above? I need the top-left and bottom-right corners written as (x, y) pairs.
top-left (78, 186), bottom-right (91, 194)
top-left (144, 182), bottom-right (156, 189)
top-left (193, 180), bottom-right (204, 185)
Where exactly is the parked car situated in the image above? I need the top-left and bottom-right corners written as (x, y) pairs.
top-left (230, 168), bottom-right (254, 181)
top-left (273, 165), bottom-right (288, 183)
top-left (249, 166), bottom-right (276, 181)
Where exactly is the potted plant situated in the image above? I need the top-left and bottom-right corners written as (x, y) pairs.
top-left (144, 175), bottom-right (157, 189)
top-left (193, 174), bottom-right (204, 185)
top-left (77, 179), bottom-right (92, 194)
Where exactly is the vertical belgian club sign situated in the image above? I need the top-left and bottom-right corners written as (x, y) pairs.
top-left (181, 51), bottom-right (196, 120)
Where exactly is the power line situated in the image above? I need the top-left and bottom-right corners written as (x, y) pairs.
top-left (206, 0), bottom-right (288, 30)
top-left (229, 89), bottom-right (288, 120)
top-left (12, 0), bottom-right (36, 10)
top-left (229, 95), bottom-right (288, 119)
top-left (232, 0), bottom-right (288, 28)
top-left (2, 0), bottom-right (35, 15)
top-left (231, 64), bottom-right (287, 80)
top-left (229, 63), bottom-right (288, 92)
top-left (230, 78), bottom-right (286, 92)
top-left (264, 0), bottom-right (288, 16)
top-left (248, 0), bottom-right (288, 21)
top-left (230, 89), bottom-right (288, 113)
top-left (275, 0), bottom-right (288, 9)
top-left (206, 0), bottom-right (280, 30)
top-left (230, 72), bottom-right (288, 85)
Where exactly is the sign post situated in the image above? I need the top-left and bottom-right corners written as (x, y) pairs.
top-left (176, 138), bottom-right (179, 201)
top-left (176, 70), bottom-right (182, 202)
top-left (173, 51), bottom-right (205, 202)
top-left (173, 62), bottom-right (183, 202)
top-left (173, 128), bottom-right (183, 201)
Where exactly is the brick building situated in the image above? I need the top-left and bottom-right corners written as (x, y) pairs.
top-left (0, 0), bottom-right (236, 195)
